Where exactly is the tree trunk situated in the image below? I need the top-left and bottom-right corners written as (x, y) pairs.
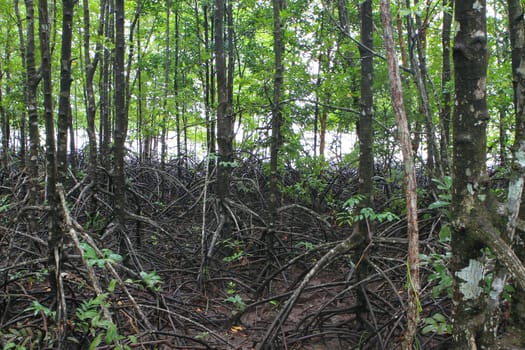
top-left (113, 0), bottom-right (129, 263)
top-left (379, 1), bottom-right (420, 348)
top-left (207, 6), bottom-right (216, 156)
top-left (57, 0), bottom-right (74, 179)
top-left (267, 0), bottom-right (284, 261)
top-left (450, 1), bottom-right (492, 347)
top-left (440, 0), bottom-right (453, 173)
top-left (500, 0), bottom-right (525, 346)
top-left (215, 0), bottom-right (233, 202)
top-left (83, 0), bottom-right (103, 185)
top-left (174, 3), bottom-right (182, 173)
top-left (405, 0), bottom-right (442, 176)
top-left (38, 0), bottom-right (65, 339)
top-left (24, 0), bottom-right (41, 213)
top-left (161, 0), bottom-right (170, 174)
top-left (0, 72), bottom-right (8, 168)
top-left (15, 0), bottom-right (27, 162)
top-left (358, 0), bottom-right (374, 218)
top-left (99, 0), bottom-right (112, 170)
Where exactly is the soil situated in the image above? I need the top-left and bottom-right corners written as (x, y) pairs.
top-left (0, 156), bottom-right (452, 349)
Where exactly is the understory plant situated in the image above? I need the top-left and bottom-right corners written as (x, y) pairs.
top-left (336, 194), bottom-right (399, 226)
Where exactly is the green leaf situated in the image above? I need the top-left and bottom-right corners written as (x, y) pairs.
top-left (108, 253), bottom-right (123, 263)
top-left (89, 334), bottom-right (103, 350)
top-left (421, 324), bottom-right (435, 335)
top-left (432, 313), bottom-right (446, 322)
top-left (439, 225), bottom-right (451, 242)
top-left (105, 322), bottom-right (118, 344)
top-left (428, 200), bottom-right (450, 210)
top-left (128, 335), bottom-right (138, 344)
top-left (107, 279), bottom-right (118, 292)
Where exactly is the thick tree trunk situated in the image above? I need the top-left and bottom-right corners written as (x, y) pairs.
top-left (451, 1), bottom-right (493, 348)
top-left (380, 1), bottom-right (420, 347)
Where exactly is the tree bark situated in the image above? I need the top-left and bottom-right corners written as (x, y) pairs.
top-left (24, 0), bottom-right (41, 213)
top-left (83, 0), bottom-right (103, 186)
top-left (267, 0), bottom-right (284, 260)
top-left (379, 1), bottom-right (420, 348)
top-left (57, 0), bottom-right (74, 179)
top-left (215, 0), bottom-right (233, 202)
top-left (161, 0), bottom-right (170, 174)
top-left (501, 0), bottom-right (525, 346)
top-left (38, 0), bottom-right (65, 339)
top-left (114, 0), bottom-right (128, 254)
top-left (440, 0), bottom-right (453, 173)
top-left (451, 1), bottom-right (493, 347)
top-left (405, 0), bottom-right (442, 176)
top-left (358, 0), bottom-right (374, 218)
top-left (15, 0), bottom-right (27, 162)
top-left (99, 0), bottom-right (112, 169)
top-left (0, 72), bottom-right (8, 168)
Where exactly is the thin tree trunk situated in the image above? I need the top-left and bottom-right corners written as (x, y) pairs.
top-left (380, 1), bottom-right (420, 348)
top-left (99, 0), bottom-right (112, 169)
top-left (161, 0), bottom-right (170, 173)
top-left (174, 3), bottom-right (182, 174)
top-left (15, 0), bottom-right (27, 162)
top-left (440, 0), bottom-right (452, 173)
top-left (405, 0), bottom-right (442, 176)
top-left (215, 0), bottom-right (233, 202)
top-left (358, 0), bottom-right (374, 213)
top-left (24, 0), bottom-right (41, 211)
top-left (38, 0), bottom-right (65, 339)
top-left (497, 0), bottom-right (525, 346)
top-left (269, 0), bottom-right (284, 249)
top-left (114, 0), bottom-right (128, 232)
top-left (137, 17), bottom-right (145, 162)
top-left (57, 0), bottom-right (74, 179)
top-left (83, 0), bottom-right (103, 185)
top-left (0, 72), bottom-right (8, 168)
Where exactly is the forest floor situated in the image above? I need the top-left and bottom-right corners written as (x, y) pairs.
top-left (0, 154), bottom-right (453, 349)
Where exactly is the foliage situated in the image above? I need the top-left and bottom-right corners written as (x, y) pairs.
top-left (422, 313), bottom-right (451, 335)
top-left (74, 294), bottom-right (126, 349)
top-left (420, 251), bottom-right (453, 299)
top-left (224, 281), bottom-right (246, 314)
top-left (282, 156), bottom-right (331, 206)
top-left (337, 194), bottom-right (399, 226)
top-left (428, 176), bottom-right (452, 213)
top-left (80, 243), bottom-right (123, 267)
top-left (25, 301), bottom-right (56, 320)
top-left (221, 238), bottom-right (252, 263)
top-left (0, 195), bottom-right (11, 213)
top-left (139, 271), bottom-right (163, 292)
